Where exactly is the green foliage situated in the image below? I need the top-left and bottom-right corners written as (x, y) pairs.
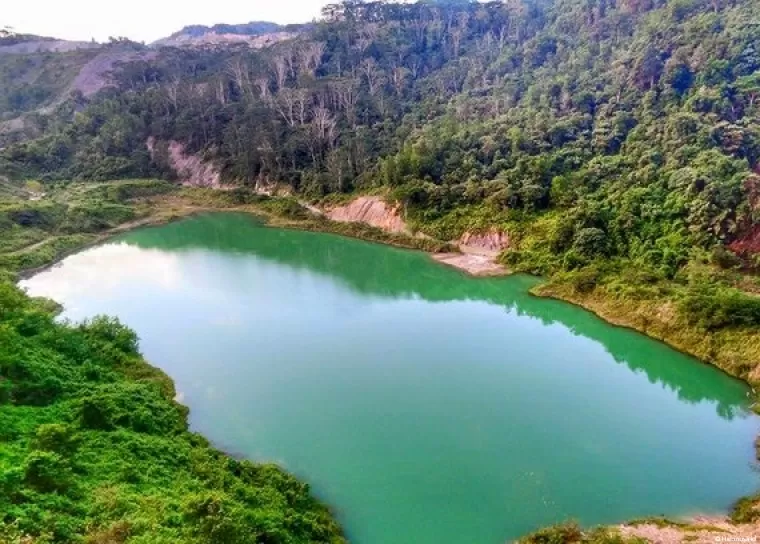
top-left (518, 522), bottom-right (647, 544)
top-left (258, 197), bottom-right (311, 220)
top-left (22, 451), bottom-right (72, 493)
top-left (33, 424), bottom-right (79, 455)
top-left (570, 267), bottom-right (603, 294)
top-left (679, 281), bottom-right (760, 329)
top-left (79, 383), bottom-right (186, 434)
top-left (731, 494), bottom-right (760, 523)
top-left (2, 0), bottom-right (759, 288)
top-left (0, 282), bottom-right (346, 542)
top-left (519, 522), bottom-right (583, 544)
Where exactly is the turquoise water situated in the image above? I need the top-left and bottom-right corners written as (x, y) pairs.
top-left (20, 212), bottom-right (760, 543)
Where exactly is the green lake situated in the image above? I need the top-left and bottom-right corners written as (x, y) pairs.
top-left (20, 212), bottom-right (760, 543)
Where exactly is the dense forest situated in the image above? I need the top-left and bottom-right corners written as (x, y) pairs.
top-left (3, 0), bottom-right (760, 282)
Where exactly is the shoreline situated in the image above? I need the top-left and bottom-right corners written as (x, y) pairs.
top-left (12, 193), bottom-right (760, 542)
top-left (15, 214), bottom-right (180, 279)
top-left (529, 285), bottom-right (760, 394)
top-left (16, 197), bottom-right (759, 390)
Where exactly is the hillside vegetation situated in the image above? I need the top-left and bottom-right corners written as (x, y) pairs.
top-left (0, 281), bottom-right (346, 543)
top-left (0, 179), bottom-right (347, 542)
top-left (2, 0), bottom-right (760, 379)
top-left (1, 0), bottom-right (760, 537)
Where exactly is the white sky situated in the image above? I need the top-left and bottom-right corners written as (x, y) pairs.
top-left (3, 0), bottom-right (329, 43)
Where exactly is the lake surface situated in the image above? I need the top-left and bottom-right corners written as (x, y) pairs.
top-left (20, 212), bottom-right (760, 544)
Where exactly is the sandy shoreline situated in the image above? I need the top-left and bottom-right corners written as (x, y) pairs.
top-left (431, 251), bottom-right (507, 276)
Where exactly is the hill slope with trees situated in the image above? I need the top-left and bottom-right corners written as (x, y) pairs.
top-left (2, 0), bottom-right (758, 260)
top-left (2, 0), bottom-right (760, 539)
top-left (3, 0), bottom-right (760, 373)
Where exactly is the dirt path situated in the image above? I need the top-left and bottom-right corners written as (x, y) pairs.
top-left (7, 238), bottom-right (54, 256)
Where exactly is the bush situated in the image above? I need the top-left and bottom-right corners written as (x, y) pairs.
top-left (259, 197), bottom-right (310, 219)
top-left (22, 451), bottom-right (72, 493)
top-left (80, 316), bottom-right (139, 355)
top-left (572, 228), bottom-right (608, 258)
top-left (519, 522), bottom-right (583, 544)
top-left (731, 494), bottom-right (760, 523)
top-left (184, 492), bottom-right (254, 544)
top-left (571, 267), bottom-right (602, 293)
top-left (79, 383), bottom-right (187, 435)
top-left (711, 246), bottom-right (742, 269)
top-left (680, 283), bottom-right (760, 329)
top-left (104, 180), bottom-right (174, 202)
top-left (33, 424), bottom-right (79, 455)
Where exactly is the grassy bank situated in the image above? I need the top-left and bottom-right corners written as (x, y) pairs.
top-left (0, 180), bottom-right (175, 278)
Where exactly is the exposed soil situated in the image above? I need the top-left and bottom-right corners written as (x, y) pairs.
top-left (325, 197), bottom-right (510, 275)
top-left (327, 196), bottom-right (408, 234)
top-left (147, 138), bottom-right (222, 188)
top-left (155, 31), bottom-right (298, 49)
top-left (618, 517), bottom-right (760, 544)
top-left (0, 40), bottom-right (99, 55)
top-left (459, 228), bottom-right (510, 253)
top-left (167, 141), bottom-right (221, 188)
top-left (432, 252), bottom-right (507, 276)
top-left (69, 50), bottom-right (155, 98)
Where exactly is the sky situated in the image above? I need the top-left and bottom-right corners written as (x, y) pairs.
top-left (3, 0), bottom-right (330, 43)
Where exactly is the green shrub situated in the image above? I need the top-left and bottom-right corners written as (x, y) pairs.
top-left (259, 197), bottom-right (310, 219)
top-left (80, 316), bottom-right (139, 356)
top-left (104, 180), bottom-right (174, 202)
top-left (33, 424), bottom-right (79, 455)
top-left (731, 494), bottom-right (760, 523)
top-left (711, 246), bottom-right (742, 269)
top-left (572, 228), bottom-right (608, 259)
top-left (680, 283), bottom-right (760, 329)
top-left (22, 450), bottom-right (72, 493)
top-left (519, 522), bottom-right (583, 544)
top-left (79, 383), bottom-right (187, 435)
top-left (184, 492), bottom-right (254, 544)
top-left (571, 267), bottom-right (602, 293)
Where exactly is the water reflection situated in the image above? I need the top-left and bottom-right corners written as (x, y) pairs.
top-left (21, 211), bottom-right (760, 544)
top-left (110, 212), bottom-right (752, 420)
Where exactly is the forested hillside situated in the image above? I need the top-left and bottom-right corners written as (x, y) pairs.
top-left (2, 0), bottom-right (760, 351)
top-left (2, 1), bottom-right (760, 540)
top-left (4, 0), bottom-right (760, 256)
